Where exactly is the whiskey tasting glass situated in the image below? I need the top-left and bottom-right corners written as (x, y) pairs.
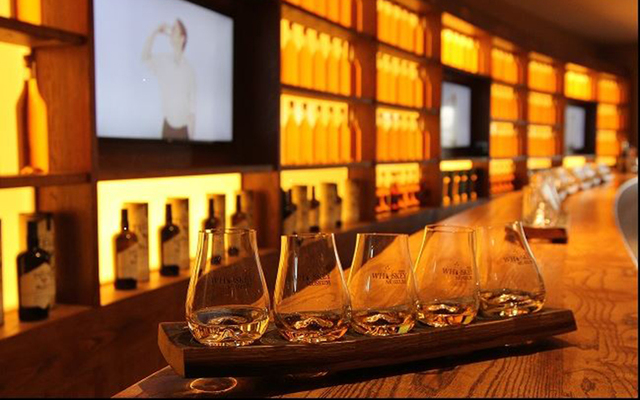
top-left (413, 225), bottom-right (479, 327)
top-left (186, 228), bottom-right (271, 347)
top-left (475, 221), bottom-right (546, 318)
top-left (274, 233), bottom-right (351, 343)
top-left (348, 233), bottom-right (417, 336)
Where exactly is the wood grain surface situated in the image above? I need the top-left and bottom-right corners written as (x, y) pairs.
top-left (115, 177), bottom-right (638, 398)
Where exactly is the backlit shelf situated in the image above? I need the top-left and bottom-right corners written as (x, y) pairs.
top-left (0, 304), bottom-right (90, 342)
top-left (490, 77), bottom-right (526, 90)
top-left (491, 118), bottom-right (528, 126)
top-left (281, 2), bottom-right (373, 42)
top-left (95, 165), bottom-right (274, 181)
top-left (0, 172), bottom-right (90, 189)
top-left (281, 84), bottom-right (373, 105)
top-left (375, 100), bottom-right (439, 115)
top-left (377, 41), bottom-right (438, 66)
top-left (280, 161), bottom-right (373, 171)
top-left (0, 16), bottom-right (86, 48)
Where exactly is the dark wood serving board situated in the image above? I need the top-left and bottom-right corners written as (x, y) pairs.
top-left (158, 308), bottom-right (577, 378)
top-left (524, 213), bottom-right (570, 243)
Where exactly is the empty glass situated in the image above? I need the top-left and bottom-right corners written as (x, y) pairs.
top-left (186, 228), bottom-right (270, 347)
top-left (522, 173), bottom-right (562, 228)
top-left (414, 225), bottom-right (479, 327)
top-left (274, 233), bottom-right (351, 343)
top-left (347, 233), bottom-right (417, 336)
top-left (476, 221), bottom-right (546, 318)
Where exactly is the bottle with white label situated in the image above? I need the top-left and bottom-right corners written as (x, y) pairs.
top-left (17, 220), bottom-right (54, 321)
top-left (114, 209), bottom-right (139, 290)
top-left (160, 204), bottom-right (181, 277)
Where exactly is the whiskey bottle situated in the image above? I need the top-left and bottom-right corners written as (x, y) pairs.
top-left (282, 189), bottom-right (298, 235)
top-left (229, 194), bottom-right (249, 256)
top-left (203, 198), bottom-right (220, 230)
top-left (335, 191), bottom-right (343, 228)
top-left (160, 204), bottom-right (181, 277)
top-left (17, 221), bottom-right (54, 321)
top-left (309, 186), bottom-right (320, 232)
top-left (114, 209), bottom-right (138, 290)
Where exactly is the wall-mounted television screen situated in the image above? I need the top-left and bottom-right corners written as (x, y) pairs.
top-left (440, 81), bottom-right (472, 149)
top-left (94, 0), bottom-right (233, 142)
top-left (564, 104), bottom-right (586, 153)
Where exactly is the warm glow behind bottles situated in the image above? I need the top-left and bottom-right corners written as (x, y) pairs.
top-left (281, 167), bottom-right (349, 200)
top-left (440, 160), bottom-right (473, 172)
top-left (376, 52), bottom-right (424, 108)
top-left (527, 125), bottom-right (556, 157)
top-left (597, 104), bottom-right (625, 131)
top-left (0, 187), bottom-right (36, 313)
top-left (597, 77), bottom-right (625, 104)
top-left (285, 0), bottom-right (353, 28)
top-left (565, 64), bottom-right (593, 100)
top-left (490, 122), bottom-right (519, 158)
top-left (15, 0), bottom-right (42, 25)
top-left (596, 156), bottom-right (617, 167)
top-left (280, 94), bottom-right (354, 166)
top-left (377, 0), bottom-right (425, 55)
top-left (376, 107), bottom-right (423, 162)
top-left (563, 155), bottom-right (587, 169)
top-left (0, 43), bottom-right (31, 175)
top-left (528, 59), bottom-right (557, 93)
top-left (527, 157), bottom-right (552, 170)
top-left (528, 92), bottom-right (556, 125)
top-left (596, 130), bottom-right (620, 157)
top-left (375, 163), bottom-right (421, 213)
top-left (491, 48), bottom-right (518, 84)
top-left (97, 174), bottom-right (242, 285)
top-left (441, 28), bottom-right (479, 73)
top-left (489, 159), bottom-right (515, 195)
top-left (491, 84), bottom-right (519, 120)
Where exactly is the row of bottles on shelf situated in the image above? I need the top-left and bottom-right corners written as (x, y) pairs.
top-left (528, 125), bottom-right (556, 157)
top-left (281, 20), bottom-right (358, 96)
top-left (490, 122), bottom-right (519, 158)
top-left (376, 0), bottom-right (426, 55)
top-left (285, 0), bottom-right (354, 28)
top-left (528, 92), bottom-right (556, 125)
top-left (442, 169), bottom-right (479, 206)
top-left (282, 180), bottom-right (361, 234)
top-left (3, 0), bottom-right (42, 24)
top-left (596, 130), bottom-right (620, 157)
top-left (565, 70), bottom-right (592, 100)
top-left (281, 96), bottom-right (359, 165)
top-left (376, 53), bottom-right (428, 107)
top-left (491, 48), bottom-right (519, 84)
top-left (489, 159), bottom-right (516, 195)
top-left (597, 78), bottom-right (625, 104)
top-left (441, 28), bottom-right (479, 73)
top-left (491, 84), bottom-right (519, 121)
top-left (528, 60), bottom-right (557, 93)
top-left (0, 214), bottom-right (56, 323)
top-left (376, 108), bottom-right (425, 162)
top-left (375, 166), bottom-right (423, 213)
top-left (113, 193), bottom-right (255, 291)
top-left (597, 104), bottom-right (626, 131)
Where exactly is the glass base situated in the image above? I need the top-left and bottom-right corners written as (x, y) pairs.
top-left (189, 377), bottom-right (238, 394)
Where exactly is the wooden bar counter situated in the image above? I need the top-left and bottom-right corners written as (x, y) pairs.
top-left (116, 176), bottom-right (638, 398)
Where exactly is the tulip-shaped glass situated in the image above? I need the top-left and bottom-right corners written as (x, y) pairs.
top-left (476, 221), bottom-right (546, 318)
top-left (274, 233), bottom-right (351, 343)
top-left (414, 225), bottom-right (479, 327)
top-left (347, 233), bottom-right (417, 336)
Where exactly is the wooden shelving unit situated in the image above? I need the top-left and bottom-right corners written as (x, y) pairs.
top-left (0, 0), bottom-right (633, 397)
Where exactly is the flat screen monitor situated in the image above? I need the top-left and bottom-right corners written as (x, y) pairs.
top-left (440, 82), bottom-right (472, 149)
top-left (565, 104), bottom-right (586, 153)
top-left (94, 0), bottom-right (233, 142)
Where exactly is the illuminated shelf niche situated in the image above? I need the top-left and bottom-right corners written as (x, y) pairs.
top-left (376, 107), bottom-right (423, 162)
top-left (375, 162), bottom-right (421, 213)
top-left (441, 13), bottom-right (480, 74)
top-left (565, 63), bottom-right (593, 101)
top-left (563, 155), bottom-right (587, 169)
top-left (489, 158), bottom-right (515, 195)
top-left (97, 174), bottom-right (241, 285)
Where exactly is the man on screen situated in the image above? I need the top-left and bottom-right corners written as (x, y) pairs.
top-left (142, 19), bottom-right (196, 140)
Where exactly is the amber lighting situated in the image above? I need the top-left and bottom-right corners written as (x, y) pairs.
top-left (596, 156), bottom-right (617, 167)
top-left (565, 63), bottom-right (593, 100)
top-left (491, 47), bottom-right (519, 84)
top-left (528, 92), bottom-right (556, 125)
top-left (0, 187), bottom-right (36, 313)
top-left (377, 0), bottom-right (425, 55)
top-left (563, 155), bottom-right (587, 169)
top-left (280, 167), bottom-right (349, 206)
top-left (597, 104), bottom-right (625, 131)
top-left (491, 84), bottom-right (519, 120)
top-left (376, 52), bottom-right (424, 108)
top-left (597, 76), bottom-right (625, 104)
top-left (376, 107), bottom-right (423, 161)
top-left (528, 125), bottom-right (556, 157)
top-left (440, 159), bottom-right (473, 172)
top-left (490, 121), bottom-right (519, 158)
top-left (375, 163), bottom-right (421, 213)
top-left (527, 157), bottom-right (553, 170)
top-left (97, 174), bottom-right (242, 284)
top-left (441, 13), bottom-right (480, 74)
top-left (596, 130), bottom-right (620, 157)
top-left (489, 159), bottom-right (515, 195)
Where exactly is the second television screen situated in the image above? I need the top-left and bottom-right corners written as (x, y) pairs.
top-left (94, 0), bottom-right (233, 142)
top-left (440, 82), bottom-right (472, 149)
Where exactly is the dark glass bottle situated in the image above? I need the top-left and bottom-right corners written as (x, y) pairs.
top-left (282, 189), bottom-right (297, 234)
top-left (114, 209), bottom-right (138, 290)
top-left (17, 220), bottom-right (54, 322)
top-left (335, 192), bottom-right (343, 228)
top-left (160, 204), bottom-right (180, 276)
top-left (203, 198), bottom-right (220, 230)
top-left (389, 181), bottom-right (401, 213)
top-left (309, 186), bottom-right (320, 232)
top-left (231, 194), bottom-right (249, 229)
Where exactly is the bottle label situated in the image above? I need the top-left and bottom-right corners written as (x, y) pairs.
top-left (163, 235), bottom-right (181, 266)
top-left (20, 262), bottom-right (54, 309)
top-left (309, 207), bottom-right (319, 230)
top-left (116, 245), bottom-right (138, 280)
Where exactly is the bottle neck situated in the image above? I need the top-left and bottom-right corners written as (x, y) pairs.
top-left (235, 195), bottom-right (242, 213)
top-left (311, 186), bottom-right (316, 201)
top-left (27, 221), bottom-right (39, 249)
top-left (121, 209), bottom-right (129, 231)
top-left (208, 198), bottom-right (215, 218)
top-left (165, 204), bottom-right (173, 225)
